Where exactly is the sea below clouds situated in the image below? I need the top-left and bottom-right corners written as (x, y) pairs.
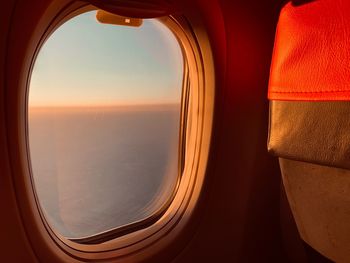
top-left (28, 104), bottom-right (180, 238)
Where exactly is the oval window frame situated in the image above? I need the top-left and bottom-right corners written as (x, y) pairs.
top-left (28, 9), bottom-right (186, 245)
top-left (6, 0), bottom-right (215, 261)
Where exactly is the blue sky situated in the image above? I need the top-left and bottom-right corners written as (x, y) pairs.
top-left (29, 11), bottom-right (183, 107)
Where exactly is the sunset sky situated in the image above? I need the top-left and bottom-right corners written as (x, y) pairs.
top-left (29, 11), bottom-right (183, 107)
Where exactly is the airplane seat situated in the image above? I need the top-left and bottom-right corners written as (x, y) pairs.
top-left (268, 0), bottom-right (350, 262)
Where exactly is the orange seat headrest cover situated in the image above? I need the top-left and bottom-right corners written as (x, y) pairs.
top-left (268, 0), bottom-right (350, 101)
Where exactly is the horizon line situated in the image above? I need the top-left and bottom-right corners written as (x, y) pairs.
top-left (29, 102), bottom-right (180, 108)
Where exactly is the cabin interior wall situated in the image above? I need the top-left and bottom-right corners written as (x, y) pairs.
top-left (173, 0), bottom-right (295, 262)
top-left (0, 0), bottom-right (38, 262)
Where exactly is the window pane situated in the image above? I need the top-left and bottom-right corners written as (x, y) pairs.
top-left (28, 11), bottom-right (183, 239)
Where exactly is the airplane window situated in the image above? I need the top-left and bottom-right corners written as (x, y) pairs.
top-left (28, 11), bottom-right (184, 240)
